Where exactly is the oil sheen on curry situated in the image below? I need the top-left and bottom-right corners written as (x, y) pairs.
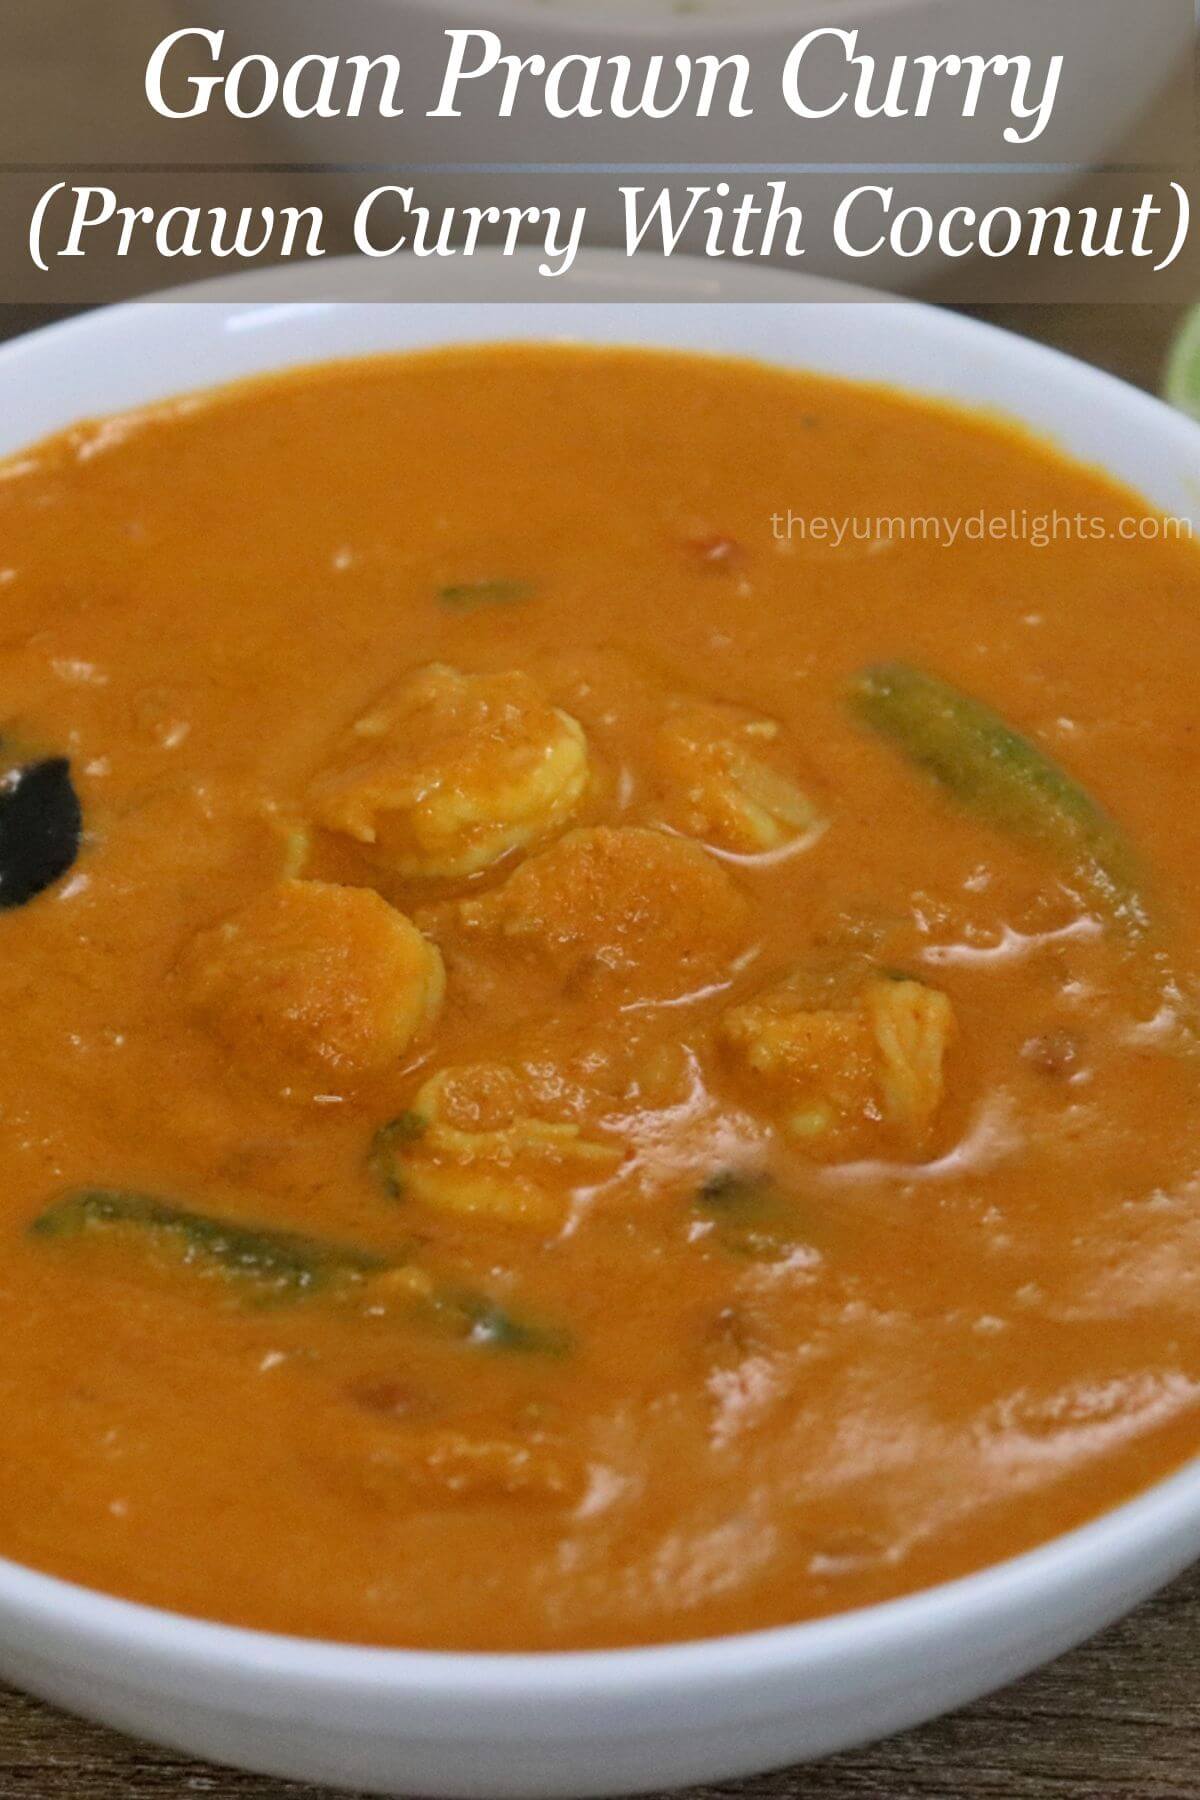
top-left (1, 345), bottom-right (1199, 1652)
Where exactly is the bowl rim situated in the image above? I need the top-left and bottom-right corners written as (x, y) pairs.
top-left (353, 0), bottom-right (949, 44)
top-left (3, 1449), bottom-right (1200, 1695)
top-left (1, 262), bottom-right (1200, 1700)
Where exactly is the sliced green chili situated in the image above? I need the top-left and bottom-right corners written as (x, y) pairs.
top-left (30, 1189), bottom-right (387, 1297)
top-left (848, 661), bottom-right (1148, 936)
top-left (438, 580), bottom-right (533, 611)
top-left (367, 1111), bottom-right (429, 1201)
top-left (31, 1188), bottom-right (571, 1356)
top-left (695, 1169), bottom-right (809, 1262)
top-left (419, 1284), bottom-right (572, 1357)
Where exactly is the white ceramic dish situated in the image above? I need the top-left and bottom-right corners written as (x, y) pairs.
top-left (2, 254), bottom-right (1200, 1797)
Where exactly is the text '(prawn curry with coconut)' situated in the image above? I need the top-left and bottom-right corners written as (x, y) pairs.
top-left (2, 346), bottom-right (1200, 1649)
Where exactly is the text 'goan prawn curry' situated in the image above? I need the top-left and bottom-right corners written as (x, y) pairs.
top-left (2, 344), bottom-right (1199, 1650)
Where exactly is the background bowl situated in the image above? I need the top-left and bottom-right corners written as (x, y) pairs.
top-left (1, 255), bottom-right (1199, 1796)
top-left (187, 0), bottom-right (1188, 291)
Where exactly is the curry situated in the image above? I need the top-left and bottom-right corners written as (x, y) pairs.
top-left (1, 343), bottom-right (1199, 1651)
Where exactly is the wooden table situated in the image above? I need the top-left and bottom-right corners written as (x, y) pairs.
top-left (0, 299), bottom-right (1193, 1797)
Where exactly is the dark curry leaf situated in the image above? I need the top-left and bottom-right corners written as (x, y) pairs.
top-left (0, 755), bottom-right (82, 910)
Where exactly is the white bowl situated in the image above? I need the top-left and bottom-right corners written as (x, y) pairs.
top-left (2, 255), bottom-right (1200, 1797)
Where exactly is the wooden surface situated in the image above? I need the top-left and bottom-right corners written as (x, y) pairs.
top-left (0, 300), bottom-right (1192, 1797)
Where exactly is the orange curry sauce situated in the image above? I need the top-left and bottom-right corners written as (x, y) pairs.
top-left (0, 346), bottom-right (1199, 1649)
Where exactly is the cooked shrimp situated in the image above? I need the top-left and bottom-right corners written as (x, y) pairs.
top-left (867, 978), bottom-right (957, 1137)
top-left (181, 879), bottom-right (445, 1100)
top-left (308, 663), bottom-right (589, 879)
top-left (374, 1062), bottom-right (624, 1231)
top-left (448, 826), bottom-right (750, 1003)
top-left (721, 967), bottom-right (956, 1159)
top-left (654, 701), bottom-right (825, 855)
